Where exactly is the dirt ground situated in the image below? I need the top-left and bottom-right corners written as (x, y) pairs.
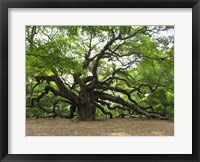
top-left (26, 117), bottom-right (174, 136)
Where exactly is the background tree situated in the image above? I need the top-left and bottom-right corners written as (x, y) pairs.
top-left (26, 26), bottom-right (174, 120)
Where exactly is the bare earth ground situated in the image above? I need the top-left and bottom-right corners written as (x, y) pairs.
top-left (26, 117), bottom-right (174, 136)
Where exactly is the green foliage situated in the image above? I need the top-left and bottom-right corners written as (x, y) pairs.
top-left (26, 26), bottom-right (174, 119)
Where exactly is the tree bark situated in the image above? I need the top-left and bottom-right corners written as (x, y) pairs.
top-left (77, 103), bottom-right (96, 120)
top-left (77, 87), bottom-right (96, 120)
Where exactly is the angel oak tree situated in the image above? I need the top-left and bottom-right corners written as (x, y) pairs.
top-left (26, 26), bottom-right (174, 120)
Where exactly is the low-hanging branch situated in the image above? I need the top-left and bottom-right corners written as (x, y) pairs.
top-left (94, 91), bottom-right (169, 120)
top-left (94, 102), bottom-right (113, 119)
top-left (95, 99), bottom-right (133, 115)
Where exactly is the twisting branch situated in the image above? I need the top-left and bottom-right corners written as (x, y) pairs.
top-left (94, 91), bottom-right (169, 119)
top-left (94, 102), bottom-right (113, 119)
top-left (96, 99), bottom-right (133, 115)
top-left (94, 83), bottom-right (138, 105)
top-left (35, 75), bottom-right (80, 104)
top-left (92, 34), bottom-right (122, 79)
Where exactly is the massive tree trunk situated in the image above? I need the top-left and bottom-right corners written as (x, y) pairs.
top-left (77, 87), bottom-right (96, 120)
top-left (77, 103), bottom-right (96, 120)
top-left (72, 73), bottom-right (97, 120)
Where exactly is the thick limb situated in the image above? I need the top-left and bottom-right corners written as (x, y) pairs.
top-left (95, 91), bottom-right (169, 119)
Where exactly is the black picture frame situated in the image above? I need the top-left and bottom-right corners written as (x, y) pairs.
top-left (0, 0), bottom-right (199, 161)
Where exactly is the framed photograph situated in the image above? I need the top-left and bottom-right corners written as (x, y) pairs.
top-left (0, 0), bottom-right (199, 161)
